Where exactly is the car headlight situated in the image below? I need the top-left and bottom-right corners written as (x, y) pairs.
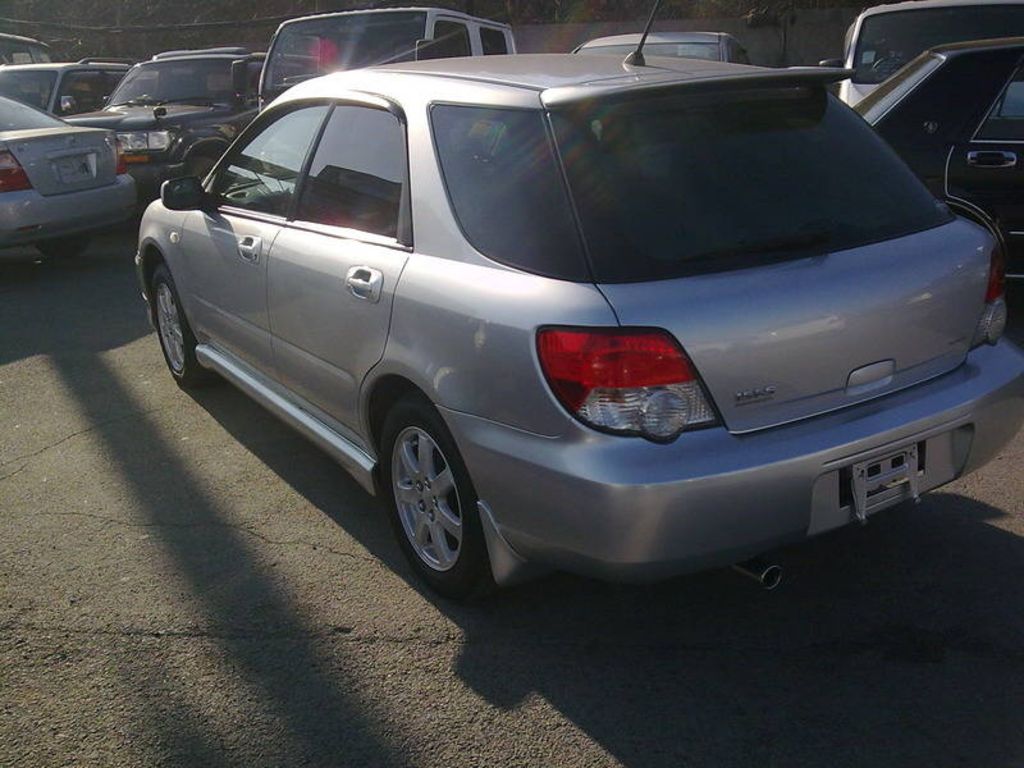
top-left (116, 130), bottom-right (172, 152)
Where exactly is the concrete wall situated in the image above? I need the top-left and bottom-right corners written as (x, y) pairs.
top-left (514, 8), bottom-right (860, 67)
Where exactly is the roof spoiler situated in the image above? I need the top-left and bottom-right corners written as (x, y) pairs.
top-left (152, 46), bottom-right (251, 60)
top-left (542, 66), bottom-right (855, 108)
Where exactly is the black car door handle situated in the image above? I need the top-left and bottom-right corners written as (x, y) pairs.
top-left (967, 150), bottom-right (1018, 168)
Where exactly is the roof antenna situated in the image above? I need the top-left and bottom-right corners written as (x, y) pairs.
top-left (624, 0), bottom-right (666, 67)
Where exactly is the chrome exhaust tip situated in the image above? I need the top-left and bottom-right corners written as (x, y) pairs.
top-left (732, 557), bottom-right (783, 591)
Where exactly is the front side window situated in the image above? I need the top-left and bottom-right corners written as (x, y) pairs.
top-left (108, 59), bottom-right (235, 107)
top-left (551, 88), bottom-right (951, 282)
top-left (0, 70), bottom-right (57, 111)
top-left (977, 66), bottom-right (1024, 140)
top-left (431, 21), bottom-right (472, 58)
top-left (295, 105), bottom-right (406, 238)
top-left (56, 71), bottom-right (111, 115)
top-left (210, 105), bottom-right (329, 216)
top-left (853, 6), bottom-right (1024, 84)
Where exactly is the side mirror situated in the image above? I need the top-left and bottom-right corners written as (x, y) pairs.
top-left (59, 95), bottom-right (77, 114)
top-left (818, 58), bottom-right (844, 68)
top-left (161, 176), bottom-right (206, 211)
top-left (231, 59), bottom-right (249, 101)
top-left (415, 38), bottom-right (443, 61)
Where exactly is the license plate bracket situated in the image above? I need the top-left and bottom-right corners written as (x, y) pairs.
top-left (850, 444), bottom-right (920, 524)
top-left (55, 154), bottom-right (93, 184)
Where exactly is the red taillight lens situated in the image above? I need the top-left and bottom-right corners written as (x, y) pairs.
top-left (986, 245), bottom-right (1006, 303)
top-left (0, 150), bottom-right (31, 193)
top-left (537, 327), bottom-right (718, 441)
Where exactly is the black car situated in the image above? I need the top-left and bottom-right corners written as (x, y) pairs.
top-left (856, 36), bottom-right (1024, 280)
top-left (66, 47), bottom-right (264, 202)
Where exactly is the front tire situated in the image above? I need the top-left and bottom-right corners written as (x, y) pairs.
top-left (380, 396), bottom-right (493, 599)
top-left (151, 263), bottom-right (211, 389)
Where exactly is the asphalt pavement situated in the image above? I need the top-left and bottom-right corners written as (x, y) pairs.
top-left (2, 231), bottom-right (1023, 768)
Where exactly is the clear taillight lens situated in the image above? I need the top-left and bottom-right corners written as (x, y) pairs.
top-left (974, 245), bottom-right (1007, 347)
top-left (0, 150), bottom-right (31, 193)
top-left (537, 327), bottom-right (718, 442)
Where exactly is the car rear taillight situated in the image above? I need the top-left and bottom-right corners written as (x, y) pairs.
top-left (0, 150), bottom-right (31, 193)
top-left (974, 245), bottom-right (1007, 347)
top-left (537, 327), bottom-right (718, 442)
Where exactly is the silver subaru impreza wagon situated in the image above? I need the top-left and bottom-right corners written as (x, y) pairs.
top-left (135, 53), bottom-right (1024, 598)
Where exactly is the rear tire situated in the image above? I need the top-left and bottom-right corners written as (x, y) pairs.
top-left (151, 263), bottom-right (212, 389)
top-left (36, 236), bottom-right (90, 259)
top-left (380, 395), bottom-right (493, 599)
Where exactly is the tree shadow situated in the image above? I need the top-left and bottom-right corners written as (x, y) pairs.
top-left (196, 380), bottom-right (1024, 768)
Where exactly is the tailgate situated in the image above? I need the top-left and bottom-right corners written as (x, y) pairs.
top-left (3, 126), bottom-right (118, 196)
top-left (598, 219), bottom-right (993, 433)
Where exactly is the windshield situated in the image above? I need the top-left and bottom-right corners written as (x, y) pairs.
top-left (0, 40), bottom-right (50, 64)
top-left (108, 58), bottom-right (235, 107)
top-left (549, 88), bottom-right (951, 282)
top-left (855, 53), bottom-right (944, 124)
top-left (0, 70), bottom-right (57, 111)
top-left (581, 42), bottom-right (721, 61)
top-left (853, 6), bottom-right (1024, 84)
top-left (264, 11), bottom-right (427, 97)
top-left (0, 94), bottom-right (64, 131)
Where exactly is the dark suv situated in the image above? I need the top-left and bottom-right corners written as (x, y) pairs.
top-left (66, 47), bottom-right (263, 202)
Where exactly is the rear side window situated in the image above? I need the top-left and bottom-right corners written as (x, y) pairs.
top-left (432, 21), bottom-right (472, 58)
top-left (978, 65), bottom-right (1024, 140)
top-left (551, 88), bottom-right (951, 282)
top-left (211, 105), bottom-right (329, 216)
top-left (431, 105), bottom-right (587, 281)
top-left (0, 70), bottom-right (56, 111)
top-left (296, 105), bottom-right (406, 239)
top-left (480, 28), bottom-right (508, 55)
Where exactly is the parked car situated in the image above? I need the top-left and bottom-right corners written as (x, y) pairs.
top-left (0, 32), bottom-right (51, 65)
top-left (137, 53), bottom-right (1024, 598)
top-left (260, 7), bottom-right (515, 105)
top-left (0, 95), bottom-right (135, 257)
top-left (573, 31), bottom-right (750, 63)
top-left (824, 0), bottom-right (1024, 106)
top-left (856, 36), bottom-right (1024, 281)
top-left (66, 47), bottom-right (263, 202)
top-left (0, 60), bottom-right (129, 116)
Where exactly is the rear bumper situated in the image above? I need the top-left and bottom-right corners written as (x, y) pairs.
top-left (0, 176), bottom-right (136, 248)
top-left (443, 341), bottom-right (1024, 582)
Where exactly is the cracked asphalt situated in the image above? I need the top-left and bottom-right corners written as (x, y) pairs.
top-left (2, 231), bottom-right (1023, 768)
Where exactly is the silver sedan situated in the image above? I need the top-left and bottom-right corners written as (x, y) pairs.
top-left (0, 95), bottom-right (135, 258)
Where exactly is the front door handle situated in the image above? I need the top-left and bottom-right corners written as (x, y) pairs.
top-left (967, 150), bottom-right (1018, 168)
top-left (345, 266), bottom-right (383, 303)
top-left (237, 235), bottom-right (262, 263)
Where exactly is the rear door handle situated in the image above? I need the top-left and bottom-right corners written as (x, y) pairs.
top-left (237, 235), bottom-right (262, 263)
top-left (345, 266), bottom-right (383, 303)
top-left (967, 150), bottom-right (1017, 168)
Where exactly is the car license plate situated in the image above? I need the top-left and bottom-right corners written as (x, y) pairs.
top-left (55, 154), bottom-right (93, 184)
top-left (850, 444), bottom-right (920, 524)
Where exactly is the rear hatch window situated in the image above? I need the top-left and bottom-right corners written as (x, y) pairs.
top-left (550, 87), bottom-right (951, 283)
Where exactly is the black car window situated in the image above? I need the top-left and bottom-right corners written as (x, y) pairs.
top-left (210, 105), bottom-right (329, 217)
top-left (431, 21), bottom-right (472, 58)
top-left (977, 66), bottom-right (1024, 141)
top-left (551, 87), bottom-right (952, 282)
top-left (0, 70), bottom-right (56, 111)
top-left (56, 71), bottom-right (110, 115)
top-left (431, 105), bottom-right (588, 281)
top-left (295, 105), bottom-right (406, 239)
top-left (480, 28), bottom-right (508, 55)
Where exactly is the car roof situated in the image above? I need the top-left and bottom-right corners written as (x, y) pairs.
top-left (578, 31), bottom-right (727, 48)
top-left (278, 6), bottom-right (512, 30)
top-left (859, 0), bottom-right (1024, 20)
top-left (929, 34), bottom-right (1024, 54)
top-left (0, 32), bottom-right (49, 46)
top-left (282, 53), bottom-right (848, 109)
top-left (0, 61), bottom-right (129, 72)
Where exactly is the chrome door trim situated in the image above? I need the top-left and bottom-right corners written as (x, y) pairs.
top-left (195, 344), bottom-right (377, 495)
